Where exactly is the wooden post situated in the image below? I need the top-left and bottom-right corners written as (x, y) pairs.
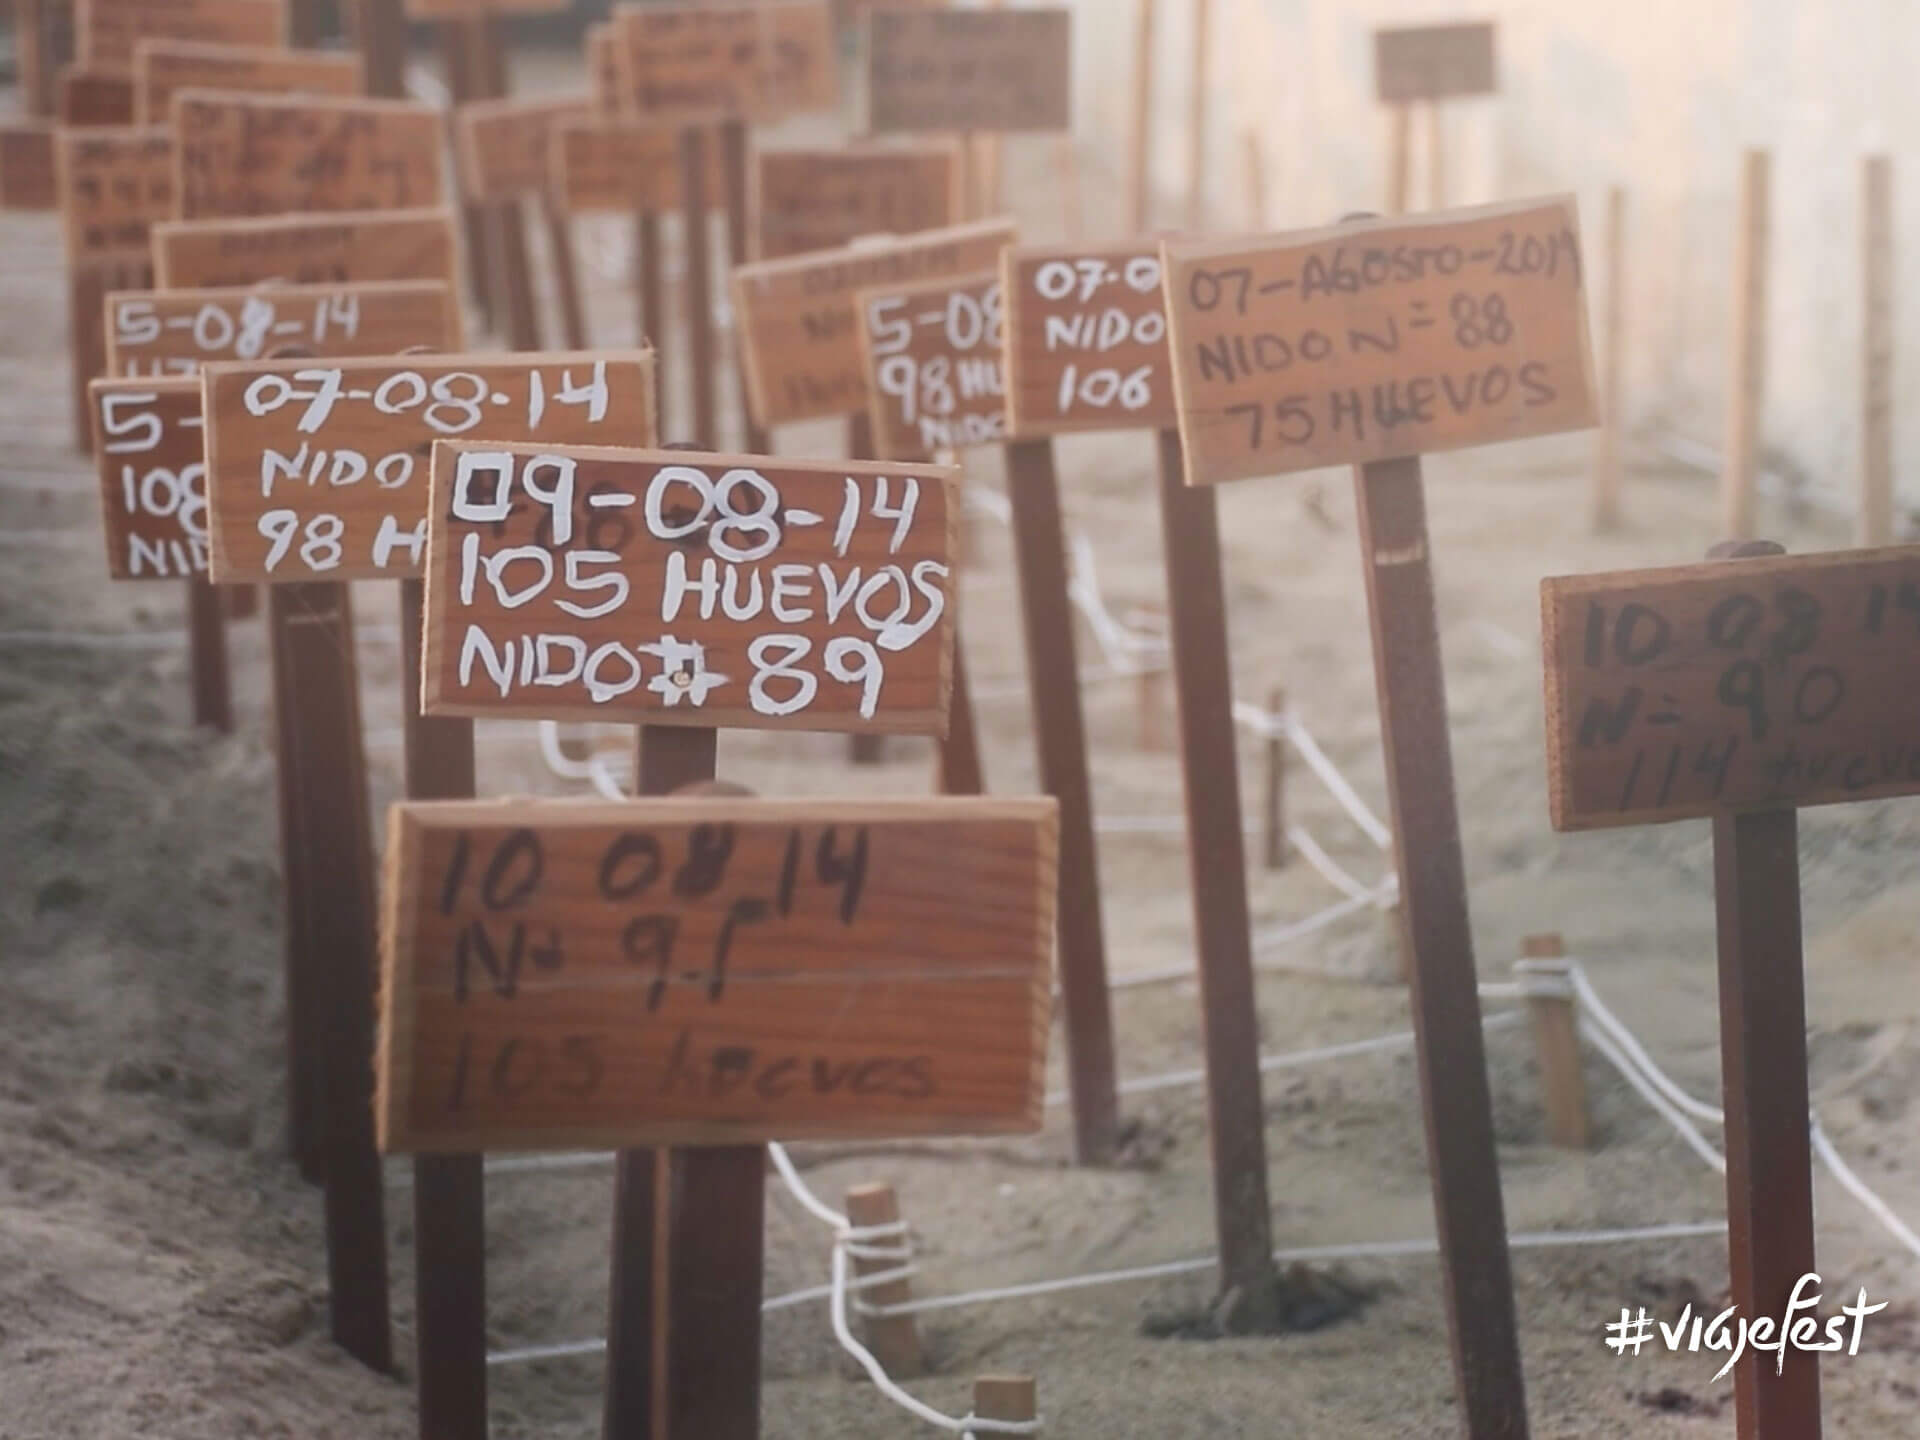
top-left (1136, 665), bottom-right (1165, 750)
top-left (1426, 101), bottom-right (1445, 209)
top-left (1722, 149), bottom-right (1769, 541)
top-left (267, 582), bottom-right (392, 1373)
top-left (475, 19), bottom-right (539, 352)
top-left (720, 117), bottom-right (768, 454)
top-left (847, 410), bottom-right (886, 768)
top-left (542, 192), bottom-right (588, 349)
top-left (443, 22), bottom-right (496, 326)
top-left (1861, 154), bottom-right (1893, 547)
top-left (268, 586), bottom-right (323, 1184)
top-left (185, 578), bottom-right (233, 733)
top-left (399, 577), bottom-right (487, 1440)
top-left (16, 0), bottom-right (51, 116)
top-left (668, 1137), bottom-right (764, 1440)
top-left (973, 1375), bottom-right (1038, 1433)
top-left (1518, 933), bottom-right (1587, 1150)
top-left (843, 1183), bottom-right (923, 1378)
top-left (353, 0), bottom-right (408, 101)
top-left (1263, 684), bottom-right (1284, 870)
top-left (937, 645), bottom-right (986, 796)
top-left (1591, 184), bottom-right (1626, 532)
top-left (1242, 129), bottom-right (1267, 233)
top-left (1153, 429), bottom-right (1275, 1310)
top-left (1352, 453), bottom-right (1527, 1433)
top-left (1387, 104), bottom-right (1411, 215)
top-left (1185, 0), bottom-right (1210, 232)
top-left (1127, 0), bottom-right (1154, 234)
top-left (680, 127), bottom-right (718, 462)
top-left (636, 210), bottom-right (666, 425)
top-left (1004, 437), bottom-right (1121, 1167)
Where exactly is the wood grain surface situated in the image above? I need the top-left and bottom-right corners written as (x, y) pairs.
top-left (151, 206), bottom-right (460, 288)
top-left (861, 8), bottom-right (1072, 134)
top-left (756, 146), bottom-right (960, 261)
top-left (87, 374), bottom-right (208, 579)
top-left (855, 268), bottom-right (1004, 461)
top-left (77, 0), bottom-right (283, 73)
top-left (614, 1), bottom-right (836, 121)
top-left (55, 123), bottom-right (171, 262)
top-left (133, 39), bottom-right (363, 123)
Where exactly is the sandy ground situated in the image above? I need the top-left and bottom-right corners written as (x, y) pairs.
top-left (3, 47), bottom-right (1919, 1440)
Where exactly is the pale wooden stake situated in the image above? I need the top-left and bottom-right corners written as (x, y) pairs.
top-left (1186, 0), bottom-right (1210, 231)
top-left (1264, 684), bottom-right (1285, 870)
top-left (1861, 153), bottom-right (1894, 547)
top-left (1242, 129), bottom-right (1268, 233)
top-left (973, 1375), bottom-right (1038, 1433)
top-left (1722, 149), bottom-right (1769, 541)
top-left (1387, 104), bottom-right (1410, 215)
top-left (844, 1183), bottom-right (923, 1379)
top-left (1136, 666), bottom-right (1165, 750)
top-left (1426, 101), bottom-right (1445, 209)
top-left (1591, 184), bottom-right (1627, 532)
top-left (1127, 0), bottom-right (1155, 234)
top-left (1519, 933), bottom-right (1588, 1150)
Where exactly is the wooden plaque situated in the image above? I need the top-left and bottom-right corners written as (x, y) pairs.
top-left (862, 7), bottom-right (1071, 134)
top-left (0, 123), bottom-right (59, 211)
top-left (376, 795), bottom-right (1057, 1153)
top-left (134, 40), bottom-right (363, 124)
top-left (1543, 546), bottom-right (1920, 830)
top-left (732, 218), bottom-right (1017, 429)
top-left (550, 116), bottom-right (726, 215)
top-left (1002, 240), bottom-right (1175, 437)
top-left (1161, 196), bottom-right (1596, 485)
top-left (200, 351), bottom-right (656, 584)
top-left (152, 206), bottom-right (460, 288)
top-left (55, 124), bottom-right (172, 263)
top-left (88, 375), bottom-right (208, 580)
top-left (757, 146), bottom-right (960, 261)
top-left (856, 269), bottom-right (1006, 461)
top-left (403, 0), bottom-right (569, 17)
top-left (422, 441), bottom-right (958, 733)
top-left (457, 96), bottom-right (591, 203)
top-left (106, 280), bottom-right (462, 377)
top-left (58, 67), bottom-right (135, 125)
top-left (1374, 22), bottom-right (1497, 104)
top-left (76, 0), bottom-right (284, 73)
top-left (171, 91), bottom-right (443, 220)
top-left (614, 1), bottom-right (836, 120)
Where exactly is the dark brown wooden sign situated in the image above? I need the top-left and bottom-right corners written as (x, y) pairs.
top-left (88, 374), bottom-right (208, 579)
top-left (0, 123), bottom-right (59, 210)
top-left (757, 146), bottom-right (960, 261)
top-left (862, 7), bottom-right (1072, 133)
top-left (614, 1), bottom-right (836, 120)
top-left (151, 206), bottom-right (460, 288)
top-left (1373, 22), bottom-right (1497, 104)
top-left (55, 123), bottom-right (171, 262)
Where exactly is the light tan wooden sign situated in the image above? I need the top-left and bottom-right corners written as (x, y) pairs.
top-left (549, 115), bottom-right (726, 215)
top-left (1161, 196), bottom-right (1596, 485)
top-left (422, 442), bottom-right (958, 732)
top-left (732, 218), bottom-right (1017, 428)
top-left (457, 96), bottom-right (591, 203)
top-left (107, 280), bottom-right (462, 377)
top-left (56, 124), bottom-right (172, 263)
top-left (857, 270), bottom-right (1005, 461)
top-left (1002, 240), bottom-right (1175, 437)
top-left (862, 7), bottom-right (1072, 134)
top-left (200, 351), bottom-right (656, 584)
top-left (615, 1), bottom-right (836, 120)
top-left (1374, 22), bottom-right (1497, 104)
top-left (171, 91), bottom-right (443, 220)
top-left (76, 0), bottom-right (284, 73)
top-left (0, 123), bottom-right (58, 211)
top-left (88, 375), bottom-right (208, 580)
top-left (376, 794), bottom-right (1056, 1153)
top-left (757, 146), bottom-right (960, 261)
top-left (134, 39), bottom-right (364, 123)
top-left (152, 206), bottom-right (460, 288)
top-left (1543, 546), bottom-right (1920, 830)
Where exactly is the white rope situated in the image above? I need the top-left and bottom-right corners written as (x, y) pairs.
top-left (1578, 1017), bottom-right (1728, 1175)
top-left (1811, 1122), bottom-right (1920, 1263)
top-left (588, 749), bottom-right (629, 801)
top-left (1284, 824), bottom-right (1381, 905)
top-left (537, 721), bottom-right (598, 782)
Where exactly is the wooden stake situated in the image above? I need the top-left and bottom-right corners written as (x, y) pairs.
top-left (1722, 149), bottom-right (1769, 542)
top-left (1352, 453), bottom-right (1526, 1432)
top-left (937, 644), bottom-right (986, 796)
top-left (353, 0), bottom-right (408, 101)
top-left (680, 126), bottom-right (718, 461)
top-left (720, 117), bottom-right (768, 454)
top-left (1242, 129), bottom-right (1267, 233)
top-left (1263, 684), bottom-right (1284, 870)
top-left (602, 1142), bottom-right (663, 1440)
top-left (1153, 428), bottom-right (1274, 1307)
top-left (488, 200), bottom-right (542, 350)
top-left (847, 410), bottom-right (886, 768)
top-left (16, 0), bottom-right (52, 117)
top-left (1186, 0), bottom-right (1210, 232)
top-left (542, 192), bottom-right (588, 349)
top-left (1518, 933), bottom-right (1587, 1150)
top-left (1386, 104), bottom-right (1410, 215)
top-left (1590, 184), bottom-right (1626, 532)
top-left (1426, 101), bottom-right (1445, 209)
top-left (1127, 0), bottom-right (1155, 234)
top-left (667, 1140), bottom-right (764, 1440)
top-left (1136, 665), bottom-right (1165, 750)
top-left (444, 22), bottom-right (496, 327)
top-left (636, 209), bottom-right (666, 425)
top-left (973, 1375), bottom-right (1038, 1433)
top-left (186, 578), bottom-right (233, 733)
top-left (843, 1183), bottom-right (923, 1378)
top-left (1861, 154), bottom-right (1893, 547)
top-left (267, 586), bottom-right (323, 1184)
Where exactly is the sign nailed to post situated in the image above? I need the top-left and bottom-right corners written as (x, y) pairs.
top-left (456, 96), bottom-right (591, 202)
top-left (1543, 545), bottom-right (1920, 829)
top-left (88, 375), bottom-right (208, 579)
top-left (614, 1), bottom-right (836, 120)
top-left (55, 124), bottom-right (172, 262)
top-left (133, 39), bottom-right (365, 124)
top-left (376, 795), bottom-right (1057, 1153)
top-left (857, 269), bottom-right (1006, 461)
top-left (550, 116), bottom-right (726, 215)
top-left (200, 350), bottom-right (656, 583)
top-left (1161, 196), bottom-right (1595, 484)
top-left (861, 7), bottom-right (1072, 134)
top-left (77, 0), bottom-right (285, 73)
top-left (757, 146), bottom-right (960, 261)
top-left (1374, 22), bottom-right (1497, 104)
top-left (422, 441), bottom-right (958, 732)
top-left (152, 206), bottom-right (460, 288)
top-left (1002, 240), bottom-right (1175, 436)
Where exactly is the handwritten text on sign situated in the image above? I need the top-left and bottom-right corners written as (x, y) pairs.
top-left (615, 2), bottom-right (836, 120)
top-left (423, 442), bottom-right (957, 734)
top-left (857, 270), bottom-right (1005, 461)
top-left (376, 796), bottom-right (1056, 1152)
top-left (56, 124), bottom-right (171, 262)
top-left (551, 118), bottom-right (726, 215)
top-left (88, 376), bottom-right (207, 580)
top-left (757, 147), bottom-right (959, 261)
top-left (457, 97), bottom-right (590, 202)
top-left (1543, 547), bottom-right (1920, 830)
top-left (1161, 197), bottom-right (1595, 484)
top-left (201, 351), bottom-right (656, 583)
top-left (78, 0), bottom-right (285, 73)
top-left (1373, 22), bottom-right (1497, 104)
top-left (134, 39), bottom-right (363, 123)
top-left (1002, 241), bottom-right (1174, 436)
top-left (862, 8), bottom-right (1071, 134)
top-left (152, 207), bottom-right (460, 288)
top-left (107, 280), bottom-right (461, 376)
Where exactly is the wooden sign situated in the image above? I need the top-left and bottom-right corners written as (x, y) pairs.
top-left (171, 91), bottom-right (443, 220)
top-left (375, 794), bottom-right (1056, 1153)
top-left (0, 123), bottom-right (58, 210)
top-left (134, 40), bottom-right (364, 124)
top-left (403, 0), bottom-right (568, 17)
top-left (58, 67), bottom-right (135, 124)
top-left (1161, 196), bottom-right (1596, 485)
top-left (152, 206), bottom-right (460, 288)
top-left (732, 218), bottom-right (1017, 428)
top-left (88, 375), bottom-right (208, 579)
top-left (1002, 240), bottom-right (1175, 436)
top-left (1542, 545), bottom-right (1920, 830)
top-left (585, 21), bottom-right (623, 117)
top-left (857, 269), bottom-right (1005, 460)
top-left (422, 442), bottom-right (958, 732)
top-left (1374, 22), bottom-right (1497, 104)
top-left (56, 124), bottom-right (172, 262)
top-left (862, 8), bottom-right (1072, 134)
top-left (757, 146), bottom-right (960, 261)
top-left (551, 117), bottom-right (726, 214)
top-left (456, 96), bottom-right (591, 203)
top-left (200, 351), bottom-right (656, 583)
top-left (76, 0), bottom-right (284, 73)
top-left (614, 1), bottom-right (836, 120)
top-left (106, 280), bottom-right (462, 377)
